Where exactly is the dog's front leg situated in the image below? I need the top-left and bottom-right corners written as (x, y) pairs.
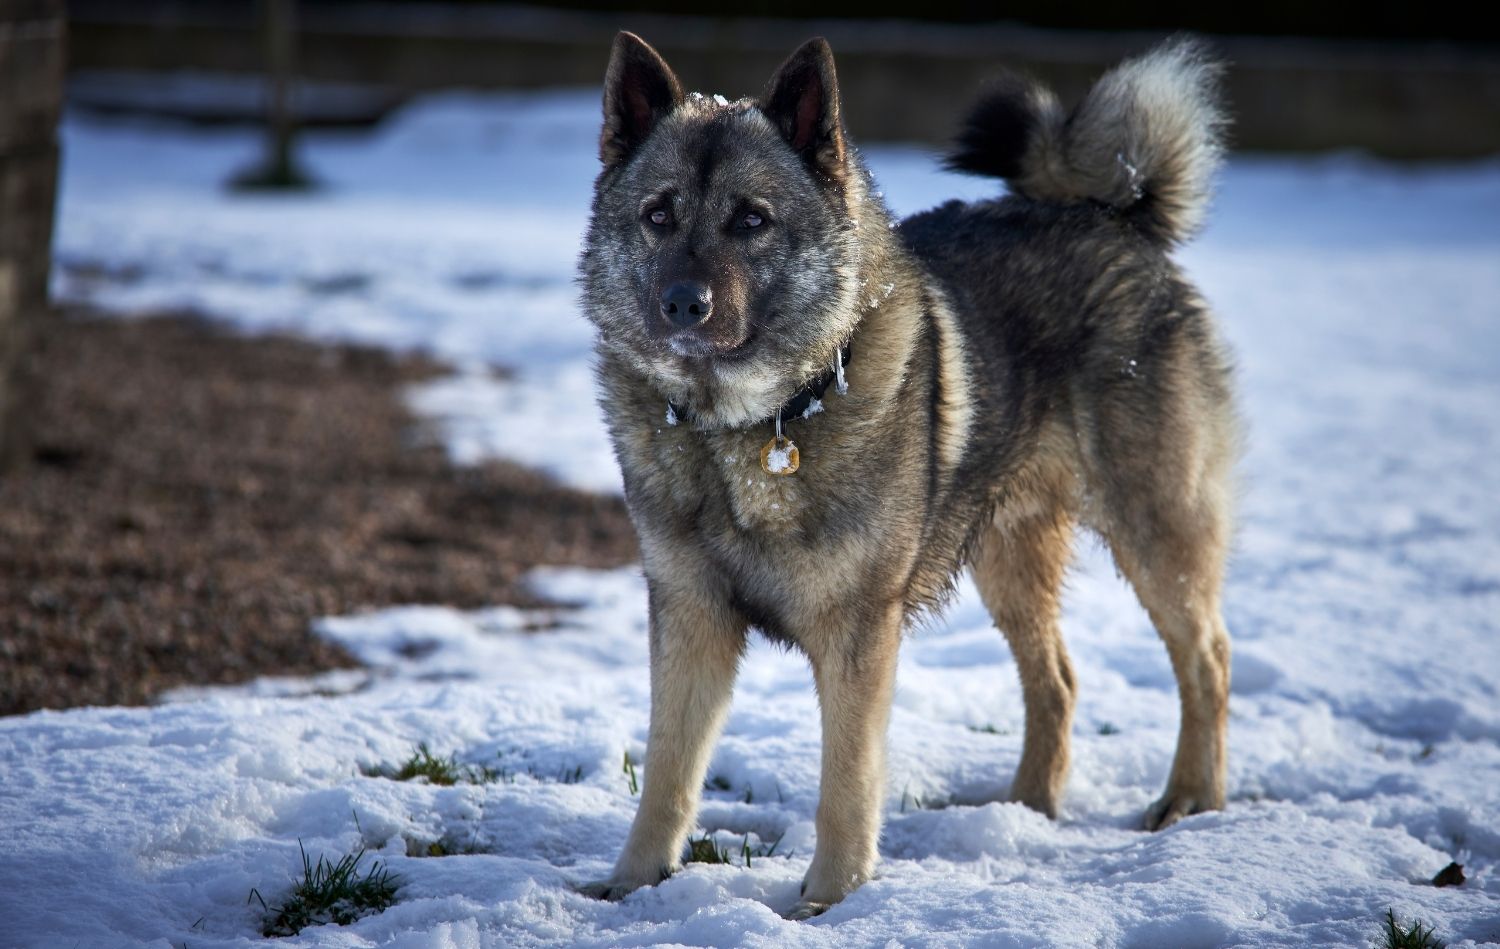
top-left (787, 601), bottom-right (903, 919)
top-left (580, 577), bottom-right (746, 901)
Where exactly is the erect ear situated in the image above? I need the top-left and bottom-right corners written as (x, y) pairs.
top-left (761, 38), bottom-right (846, 179)
top-left (600, 32), bottom-right (684, 168)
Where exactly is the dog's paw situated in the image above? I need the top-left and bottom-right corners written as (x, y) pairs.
top-left (1007, 782), bottom-right (1061, 820)
top-left (794, 856), bottom-right (870, 915)
top-left (782, 899), bottom-right (831, 921)
top-left (1143, 790), bottom-right (1215, 831)
top-left (576, 877), bottom-right (646, 902)
top-left (577, 856), bottom-right (673, 902)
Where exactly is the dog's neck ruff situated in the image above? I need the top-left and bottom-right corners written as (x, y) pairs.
top-left (665, 342), bottom-right (852, 432)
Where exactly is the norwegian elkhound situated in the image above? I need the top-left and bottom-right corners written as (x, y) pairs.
top-left (578, 32), bottom-right (1237, 918)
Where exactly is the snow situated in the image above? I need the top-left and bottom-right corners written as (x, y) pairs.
top-left (764, 441), bottom-right (796, 474)
top-left (7, 85), bottom-right (1500, 947)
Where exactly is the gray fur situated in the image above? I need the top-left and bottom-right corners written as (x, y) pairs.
top-left (949, 37), bottom-right (1227, 244)
top-left (577, 32), bottom-right (1241, 917)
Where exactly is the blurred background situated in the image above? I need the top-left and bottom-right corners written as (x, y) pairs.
top-left (57, 0), bottom-right (1500, 156)
top-left (2, 2), bottom-right (1498, 716)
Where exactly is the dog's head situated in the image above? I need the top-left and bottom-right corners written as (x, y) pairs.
top-left (580, 33), bottom-right (880, 427)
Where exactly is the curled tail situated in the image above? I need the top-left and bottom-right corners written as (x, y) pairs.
top-left (946, 37), bottom-right (1226, 245)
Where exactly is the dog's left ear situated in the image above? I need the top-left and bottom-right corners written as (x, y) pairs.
top-left (762, 38), bottom-right (846, 180)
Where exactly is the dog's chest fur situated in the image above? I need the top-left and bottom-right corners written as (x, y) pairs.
top-left (639, 394), bottom-right (853, 537)
top-left (615, 290), bottom-right (932, 539)
top-left (705, 429), bottom-right (815, 532)
top-left (604, 285), bottom-right (983, 638)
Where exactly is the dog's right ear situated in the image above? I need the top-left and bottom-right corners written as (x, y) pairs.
top-left (600, 32), bottom-right (684, 168)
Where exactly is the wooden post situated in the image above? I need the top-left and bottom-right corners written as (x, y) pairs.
top-left (266, 0), bottom-right (296, 181)
top-left (0, 0), bottom-right (65, 472)
top-left (232, 0), bottom-right (312, 189)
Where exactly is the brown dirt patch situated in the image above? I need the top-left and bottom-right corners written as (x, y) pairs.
top-left (0, 309), bottom-right (638, 716)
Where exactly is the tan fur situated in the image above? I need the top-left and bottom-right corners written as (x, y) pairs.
top-left (583, 566), bottom-right (749, 900)
top-left (929, 288), bottom-right (976, 476)
top-left (969, 404), bottom-right (1237, 827)
top-left (588, 282), bottom-right (937, 917)
top-left (580, 32), bottom-right (1240, 918)
top-left (798, 597), bottom-right (904, 912)
top-left (970, 431), bottom-right (1081, 817)
top-left (1090, 387), bottom-right (1238, 826)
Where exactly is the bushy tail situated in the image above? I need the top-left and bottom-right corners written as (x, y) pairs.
top-left (945, 37), bottom-right (1226, 245)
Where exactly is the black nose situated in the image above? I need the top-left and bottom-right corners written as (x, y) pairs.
top-left (660, 282), bottom-right (713, 328)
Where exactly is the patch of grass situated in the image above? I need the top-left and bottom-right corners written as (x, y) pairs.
top-left (683, 831), bottom-right (786, 868)
top-left (1377, 908), bottom-right (1445, 949)
top-left (1098, 722), bottom-right (1121, 736)
top-left (967, 723), bottom-right (1010, 736)
top-left (740, 832), bottom-right (785, 868)
top-left (363, 743), bottom-right (498, 786)
top-left (704, 774), bottom-right (733, 792)
top-left (250, 842), bottom-right (400, 937)
top-left (685, 833), bottom-right (734, 865)
top-left (623, 751), bottom-right (639, 795)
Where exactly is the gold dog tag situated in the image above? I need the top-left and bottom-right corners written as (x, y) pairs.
top-left (760, 435), bottom-right (799, 475)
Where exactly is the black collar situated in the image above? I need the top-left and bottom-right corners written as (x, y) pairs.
top-left (668, 342), bottom-right (851, 429)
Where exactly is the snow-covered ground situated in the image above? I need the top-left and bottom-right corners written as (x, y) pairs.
top-left (5, 86), bottom-right (1499, 947)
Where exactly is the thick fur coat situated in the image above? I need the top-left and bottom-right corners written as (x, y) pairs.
top-left (578, 34), bottom-right (1238, 918)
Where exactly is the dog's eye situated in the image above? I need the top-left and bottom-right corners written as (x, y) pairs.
top-left (648, 208), bottom-right (670, 227)
top-left (740, 212), bottom-right (764, 229)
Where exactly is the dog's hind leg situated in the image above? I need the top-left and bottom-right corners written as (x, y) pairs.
top-left (1096, 431), bottom-right (1235, 830)
top-left (970, 506), bottom-right (1078, 818)
top-left (580, 577), bottom-right (747, 900)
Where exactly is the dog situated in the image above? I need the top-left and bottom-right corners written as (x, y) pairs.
top-left (577, 32), bottom-right (1237, 918)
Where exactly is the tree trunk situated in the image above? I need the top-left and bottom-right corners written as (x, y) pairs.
top-left (231, 0), bottom-right (313, 189)
top-left (0, 0), bottom-right (66, 473)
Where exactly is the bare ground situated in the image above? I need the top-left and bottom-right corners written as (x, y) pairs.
top-left (0, 310), bottom-right (638, 716)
